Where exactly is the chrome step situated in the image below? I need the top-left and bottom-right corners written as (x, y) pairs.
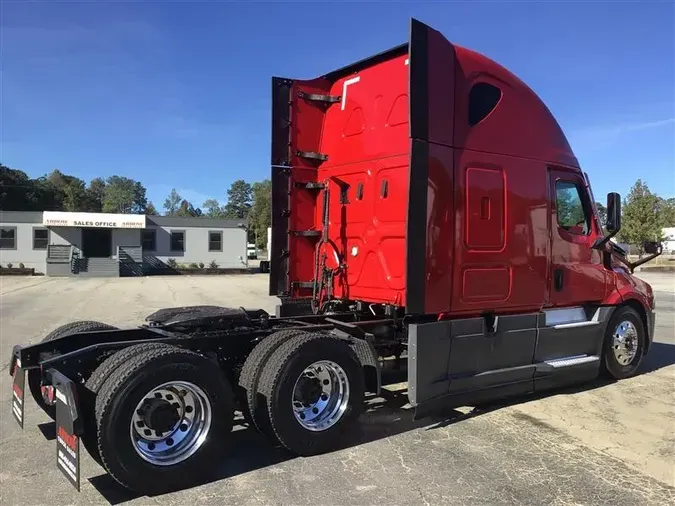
top-left (544, 355), bottom-right (600, 368)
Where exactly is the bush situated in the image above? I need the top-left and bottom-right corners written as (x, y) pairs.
top-left (189, 263), bottom-right (199, 269)
top-left (19, 263), bottom-right (25, 269)
top-left (209, 260), bottom-right (218, 269)
top-left (166, 258), bottom-right (178, 268)
top-left (198, 262), bottom-right (205, 269)
top-left (6, 263), bottom-right (12, 269)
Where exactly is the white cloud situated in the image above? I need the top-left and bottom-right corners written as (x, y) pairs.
top-left (569, 117), bottom-right (674, 149)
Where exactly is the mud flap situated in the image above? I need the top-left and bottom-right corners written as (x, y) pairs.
top-left (407, 321), bottom-right (453, 416)
top-left (11, 358), bottom-right (25, 429)
top-left (51, 370), bottom-right (82, 491)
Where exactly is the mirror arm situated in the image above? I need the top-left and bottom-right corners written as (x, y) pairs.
top-left (628, 245), bottom-right (663, 273)
top-left (591, 228), bottom-right (618, 251)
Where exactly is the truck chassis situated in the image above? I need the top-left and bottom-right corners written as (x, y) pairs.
top-left (10, 296), bottom-right (653, 495)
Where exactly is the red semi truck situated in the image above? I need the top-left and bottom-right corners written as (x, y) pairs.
top-left (9, 18), bottom-right (662, 495)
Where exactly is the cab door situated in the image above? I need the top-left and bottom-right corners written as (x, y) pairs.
top-left (548, 167), bottom-right (607, 307)
top-left (533, 167), bottom-right (610, 364)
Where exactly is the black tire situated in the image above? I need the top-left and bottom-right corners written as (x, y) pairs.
top-left (601, 306), bottom-right (646, 380)
top-left (238, 329), bottom-right (307, 434)
top-left (81, 342), bottom-right (175, 465)
top-left (257, 332), bottom-right (364, 456)
top-left (95, 345), bottom-right (234, 495)
top-left (28, 320), bottom-right (117, 420)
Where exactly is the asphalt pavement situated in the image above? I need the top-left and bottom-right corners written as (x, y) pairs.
top-left (0, 273), bottom-right (673, 505)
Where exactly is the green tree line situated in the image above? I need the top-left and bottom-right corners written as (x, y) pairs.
top-left (0, 164), bottom-right (272, 248)
top-left (603, 179), bottom-right (675, 254)
top-left (2, 164), bottom-right (673, 252)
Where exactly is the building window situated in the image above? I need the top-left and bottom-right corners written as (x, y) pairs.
top-left (468, 82), bottom-right (502, 126)
top-left (0, 227), bottom-right (16, 249)
top-left (142, 229), bottom-right (156, 251)
top-left (555, 180), bottom-right (590, 235)
top-left (33, 228), bottom-right (49, 250)
top-left (208, 231), bottom-right (223, 252)
top-left (170, 231), bottom-right (185, 252)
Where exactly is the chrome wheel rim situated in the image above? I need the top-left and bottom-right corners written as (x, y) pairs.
top-left (291, 360), bottom-right (350, 432)
top-left (612, 320), bottom-right (639, 366)
top-left (129, 381), bottom-right (212, 466)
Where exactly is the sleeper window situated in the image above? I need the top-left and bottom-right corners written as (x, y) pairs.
top-left (468, 82), bottom-right (502, 126)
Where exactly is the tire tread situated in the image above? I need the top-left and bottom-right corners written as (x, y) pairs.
top-left (257, 332), bottom-right (363, 454)
top-left (238, 329), bottom-right (306, 431)
top-left (81, 342), bottom-right (175, 463)
top-left (95, 345), bottom-right (208, 487)
top-left (43, 320), bottom-right (117, 342)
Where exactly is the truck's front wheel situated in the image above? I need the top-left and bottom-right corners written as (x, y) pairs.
top-left (602, 306), bottom-right (646, 380)
top-left (257, 332), bottom-right (364, 456)
top-left (95, 346), bottom-right (234, 494)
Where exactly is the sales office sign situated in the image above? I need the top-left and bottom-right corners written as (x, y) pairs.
top-left (43, 211), bottom-right (146, 229)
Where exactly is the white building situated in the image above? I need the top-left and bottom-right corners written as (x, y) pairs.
top-left (0, 210), bottom-right (248, 276)
top-left (662, 227), bottom-right (675, 254)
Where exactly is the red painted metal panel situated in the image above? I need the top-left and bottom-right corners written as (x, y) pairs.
top-left (423, 143), bottom-right (454, 314)
top-left (314, 53), bottom-right (411, 306)
top-left (272, 18), bottom-right (631, 317)
top-left (465, 167), bottom-right (505, 251)
top-left (461, 267), bottom-right (512, 302)
top-left (452, 152), bottom-right (550, 314)
top-left (286, 78), bottom-right (332, 297)
top-left (452, 47), bottom-right (578, 169)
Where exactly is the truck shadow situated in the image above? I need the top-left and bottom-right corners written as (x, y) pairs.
top-left (639, 341), bottom-right (675, 373)
top-left (87, 344), bottom-right (675, 503)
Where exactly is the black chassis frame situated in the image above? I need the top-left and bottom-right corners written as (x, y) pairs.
top-left (8, 304), bottom-right (398, 435)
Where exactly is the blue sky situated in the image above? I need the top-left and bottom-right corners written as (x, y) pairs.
top-left (2, 0), bottom-right (674, 210)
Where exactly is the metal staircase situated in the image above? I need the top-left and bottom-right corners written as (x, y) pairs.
top-left (77, 257), bottom-right (120, 277)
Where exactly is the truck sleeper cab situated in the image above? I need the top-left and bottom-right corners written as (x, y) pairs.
top-left (8, 18), bottom-right (659, 496)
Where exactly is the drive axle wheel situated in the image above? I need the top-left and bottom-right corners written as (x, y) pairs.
top-left (28, 320), bottom-right (117, 420)
top-left (81, 342), bottom-right (175, 465)
top-left (602, 306), bottom-right (646, 380)
top-left (238, 329), bottom-right (307, 435)
top-left (130, 380), bottom-right (211, 466)
top-left (257, 332), bottom-right (364, 456)
top-left (95, 345), bottom-right (234, 495)
top-left (291, 360), bottom-right (351, 432)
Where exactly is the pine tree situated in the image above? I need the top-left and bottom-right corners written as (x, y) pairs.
top-left (618, 180), bottom-right (664, 255)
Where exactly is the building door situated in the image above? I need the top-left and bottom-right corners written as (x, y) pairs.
top-left (82, 228), bottom-right (112, 258)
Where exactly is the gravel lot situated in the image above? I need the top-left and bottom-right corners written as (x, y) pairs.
top-left (0, 272), bottom-right (673, 505)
